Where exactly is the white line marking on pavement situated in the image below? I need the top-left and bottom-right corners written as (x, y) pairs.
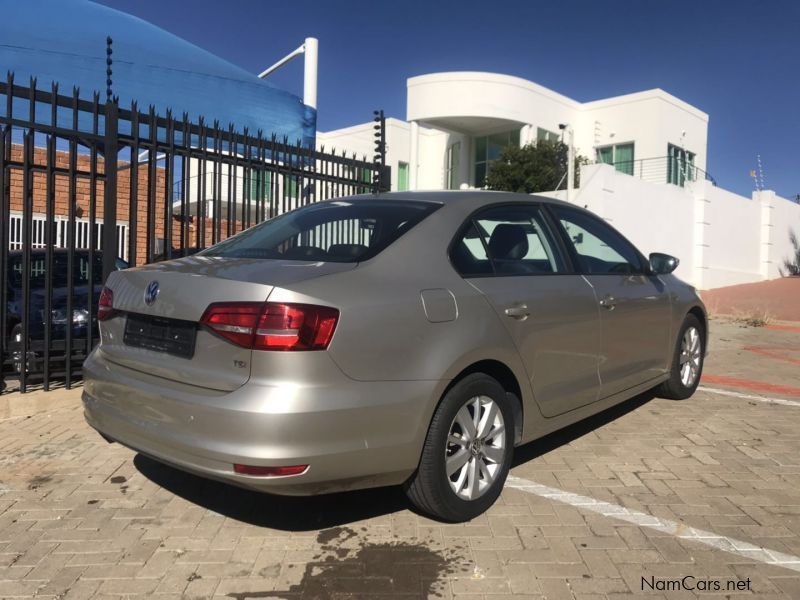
top-left (698, 386), bottom-right (800, 408)
top-left (505, 475), bottom-right (800, 573)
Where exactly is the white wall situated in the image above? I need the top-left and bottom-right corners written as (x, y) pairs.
top-left (578, 91), bottom-right (708, 172)
top-left (316, 118), bottom-right (411, 191)
top-left (407, 72), bottom-right (578, 134)
top-left (762, 190), bottom-right (800, 279)
top-left (321, 72), bottom-right (710, 194)
top-left (546, 164), bottom-right (800, 289)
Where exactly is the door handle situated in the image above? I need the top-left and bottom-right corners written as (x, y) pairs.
top-left (599, 295), bottom-right (616, 310)
top-left (504, 304), bottom-right (530, 320)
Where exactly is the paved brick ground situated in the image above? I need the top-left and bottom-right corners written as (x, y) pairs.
top-left (1, 319), bottom-right (799, 599)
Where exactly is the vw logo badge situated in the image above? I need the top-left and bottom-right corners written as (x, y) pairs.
top-left (144, 280), bottom-right (160, 306)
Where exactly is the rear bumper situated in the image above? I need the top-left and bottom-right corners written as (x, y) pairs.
top-left (82, 348), bottom-right (440, 495)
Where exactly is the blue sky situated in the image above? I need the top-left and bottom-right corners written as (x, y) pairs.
top-left (96, 0), bottom-right (799, 199)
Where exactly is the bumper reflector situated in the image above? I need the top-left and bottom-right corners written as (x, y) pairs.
top-left (233, 464), bottom-right (308, 477)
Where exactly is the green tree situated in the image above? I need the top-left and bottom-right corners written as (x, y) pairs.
top-left (485, 140), bottom-right (586, 194)
top-left (782, 229), bottom-right (800, 276)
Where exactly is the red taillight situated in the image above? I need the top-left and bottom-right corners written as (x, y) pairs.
top-left (233, 464), bottom-right (308, 477)
top-left (199, 302), bottom-right (339, 351)
top-left (199, 302), bottom-right (263, 347)
top-left (98, 286), bottom-right (116, 321)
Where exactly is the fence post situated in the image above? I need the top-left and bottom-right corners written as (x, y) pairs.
top-left (102, 98), bottom-right (119, 281)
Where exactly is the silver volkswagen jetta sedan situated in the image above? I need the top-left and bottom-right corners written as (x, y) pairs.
top-left (83, 191), bottom-right (706, 521)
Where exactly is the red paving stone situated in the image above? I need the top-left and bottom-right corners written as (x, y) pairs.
top-left (744, 345), bottom-right (800, 366)
top-left (768, 323), bottom-right (800, 333)
top-left (702, 373), bottom-right (800, 397)
top-left (701, 276), bottom-right (800, 321)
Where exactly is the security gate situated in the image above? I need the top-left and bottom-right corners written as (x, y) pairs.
top-left (0, 74), bottom-right (388, 392)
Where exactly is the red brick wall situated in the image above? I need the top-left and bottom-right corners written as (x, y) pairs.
top-left (6, 144), bottom-right (242, 266)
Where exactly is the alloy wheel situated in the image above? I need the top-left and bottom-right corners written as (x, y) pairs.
top-left (679, 326), bottom-right (702, 387)
top-left (445, 395), bottom-right (506, 500)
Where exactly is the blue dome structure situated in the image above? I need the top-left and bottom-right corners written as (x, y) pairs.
top-left (0, 0), bottom-right (315, 146)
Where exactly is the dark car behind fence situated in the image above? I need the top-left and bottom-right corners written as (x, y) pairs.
top-left (0, 74), bottom-right (389, 393)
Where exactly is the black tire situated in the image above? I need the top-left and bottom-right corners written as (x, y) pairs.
top-left (405, 373), bottom-right (514, 522)
top-left (656, 313), bottom-right (705, 400)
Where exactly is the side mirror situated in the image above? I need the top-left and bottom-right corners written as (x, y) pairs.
top-left (649, 252), bottom-right (679, 275)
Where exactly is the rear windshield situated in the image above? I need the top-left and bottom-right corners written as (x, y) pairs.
top-left (201, 199), bottom-right (441, 262)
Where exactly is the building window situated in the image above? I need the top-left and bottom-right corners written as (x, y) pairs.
top-left (446, 143), bottom-right (460, 189)
top-left (473, 129), bottom-right (520, 187)
top-left (250, 170), bottom-right (272, 202)
top-left (536, 127), bottom-right (560, 143)
top-left (397, 162), bottom-right (409, 191)
top-left (596, 143), bottom-right (634, 176)
top-left (667, 144), bottom-right (695, 186)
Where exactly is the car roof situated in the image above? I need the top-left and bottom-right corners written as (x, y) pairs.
top-left (328, 190), bottom-right (579, 210)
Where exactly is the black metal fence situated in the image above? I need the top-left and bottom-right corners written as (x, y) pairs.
top-left (0, 74), bottom-right (388, 393)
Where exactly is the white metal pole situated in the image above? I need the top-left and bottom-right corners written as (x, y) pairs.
top-left (257, 46), bottom-right (305, 79)
top-left (303, 37), bottom-right (318, 109)
top-left (566, 126), bottom-right (575, 202)
top-left (257, 37), bottom-right (318, 110)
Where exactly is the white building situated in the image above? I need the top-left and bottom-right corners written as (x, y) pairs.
top-left (317, 71), bottom-right (710, 192)
top-left (318, 71), bottom-right (800, 291)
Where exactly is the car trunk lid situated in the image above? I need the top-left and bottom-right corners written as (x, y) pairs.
top-left (98, 256), bottom-right (355, 391)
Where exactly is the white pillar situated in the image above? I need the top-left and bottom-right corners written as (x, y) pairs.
top-left (566, 126), bottom-right (575, 202)
top-left (303, 37), bottom-right (318, 109)
top-left (692, 180), bottom-right (711, 289)
top-left (757, 190), bottom-right (777, 280)
top-left (520, 124), bottom-right (533, 146)
top-left (409, 121), bottom-right (419, 190)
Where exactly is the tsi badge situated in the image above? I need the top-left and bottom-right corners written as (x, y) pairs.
top-left (144, 280), bottom-right (160, 306)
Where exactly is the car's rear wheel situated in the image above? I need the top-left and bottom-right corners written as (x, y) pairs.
top-left (656, 313), bottom-right (705, 399)
top-left (405, 373), bottom-right (514, 522)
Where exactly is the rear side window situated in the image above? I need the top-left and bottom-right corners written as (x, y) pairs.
top-left (202, 199), bottom-right (441, 262)
top-left (450, 205), bottom-right (565, 276)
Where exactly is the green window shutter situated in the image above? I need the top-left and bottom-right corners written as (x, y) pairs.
top-left (597, 146), bottom-right (613, 164)
top-left (667, 143), bottom-right (694, 186)
top-left (250, 171), bottom-right (273, 202)
top-left (397, 162), bottom-right (409, 191)
top-left (249, 170), bottom-right (257, 200)
top-left (614, 144), bottom-right (634, 175)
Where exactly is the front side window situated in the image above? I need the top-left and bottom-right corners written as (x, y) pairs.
top-left (450, 205), bottom-right (563, 276)
top-left (596, 143), bottom-right (634, 176)
top-left (551, 206), bottom-right (643, 275)
top-left (473, 129), bottom-right (521, 187)
top-left (202, 199), bottom-right (440, 263)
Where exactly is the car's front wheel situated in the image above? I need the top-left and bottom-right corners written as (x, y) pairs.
top-left (656, 313), bottom-right (705, 399)
top-left (405, 373), bottom-right (514, 522)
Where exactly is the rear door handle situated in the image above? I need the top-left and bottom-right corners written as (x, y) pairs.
top-left (599, 295), bottom-right (616, 310)
top-left (504, 304), bottom-right (530, 320)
